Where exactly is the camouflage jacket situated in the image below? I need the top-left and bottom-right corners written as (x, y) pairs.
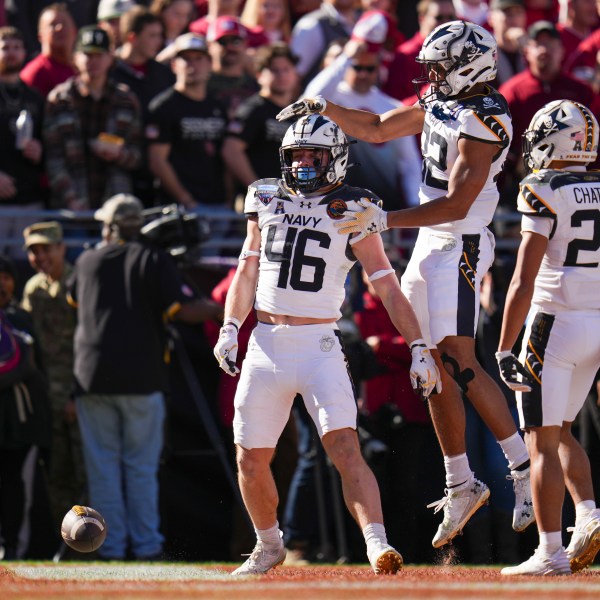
top-left (21, 263), bottom-right (76, 409)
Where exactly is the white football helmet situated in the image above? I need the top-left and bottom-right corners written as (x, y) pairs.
top-left (522, 100), bottom-right (599, 170)
top-left (280, 114), bottom-right (349, 194)
top-left (414, 20), bottom-right (497, 104)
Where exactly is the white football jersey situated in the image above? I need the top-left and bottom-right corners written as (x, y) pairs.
top-left (518, 168), bottom-right (600, 312)
top-left (420, 87), bottom-right (512, 234)
top-left (244, 178), bottom-right (376, 319)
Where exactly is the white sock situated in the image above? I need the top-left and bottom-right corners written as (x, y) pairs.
top-left (539, 531), bottom-right (562, 555)
top-left (362, 522), bottom-right (387, 548)
top-left (255, 522), bottom-right (282, 547)
top-left (575, 500), bottom-right (597, 523)
top-left (498, 432), bottom-right (529, 471)
top-left (444, 453), bottom-right (472, 488)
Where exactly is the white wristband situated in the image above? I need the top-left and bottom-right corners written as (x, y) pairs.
top-left (368, 268), bottom-right (395, 282)
top-left (239, 249), bottom-right (260, 261)
top-left (223, 317), bottom-right (242, 331)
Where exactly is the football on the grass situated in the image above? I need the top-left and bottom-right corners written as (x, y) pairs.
top-left (61, 505), bottom-right (107, 552)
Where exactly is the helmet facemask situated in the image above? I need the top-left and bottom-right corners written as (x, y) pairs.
top-left (280, 115), bottom-right (349, 194)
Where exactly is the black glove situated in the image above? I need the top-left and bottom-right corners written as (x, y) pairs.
top-left (495, 351), bottom-right (533, 392)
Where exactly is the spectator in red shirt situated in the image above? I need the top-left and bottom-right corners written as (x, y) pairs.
top-left (19, 3), bottom-right (77, 98)
top-left (499, 20), bottom-right (599, 187)
top-left (523, 0), bottom-right (559, 27)
top-left (557, 0), bottom-right (599, 63)
top-left (382, 0), bottom-right (456, 104)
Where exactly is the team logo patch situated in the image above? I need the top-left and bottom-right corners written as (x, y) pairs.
top-left (275, 201), bottom-right (285, 215)
top-left (319, 335), bottom-right (335, 352)
top-left (326, 199), bottom-right (348, 220)
top-left (256, 191), bottom-right (274, 206)
top-left (441, 240), bottom-right (457, 251)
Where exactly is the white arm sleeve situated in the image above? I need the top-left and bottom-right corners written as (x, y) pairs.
top-left (521, 214), bottom-right (553, 238)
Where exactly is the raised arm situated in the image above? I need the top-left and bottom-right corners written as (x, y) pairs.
top-left (277, 97), bottom-right (425, 143)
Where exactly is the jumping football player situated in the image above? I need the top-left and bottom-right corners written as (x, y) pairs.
top-left (277, 20), bottom-right (535, 547)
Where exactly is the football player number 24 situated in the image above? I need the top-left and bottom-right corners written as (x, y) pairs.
top-left (265, 225), bottom-right (330, 291)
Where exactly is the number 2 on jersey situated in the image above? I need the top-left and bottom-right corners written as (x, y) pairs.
top-left (564, 209), bottom-right (600, 268)
top-left (265, 225), bottom-right (330, 291)
top-left (422, 121), bottom-right (448, 190)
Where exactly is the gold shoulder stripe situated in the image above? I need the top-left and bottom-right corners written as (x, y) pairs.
top-left (523, 184), bottom-right (556, 215)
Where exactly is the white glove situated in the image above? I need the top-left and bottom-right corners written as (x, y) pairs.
top-left (495, 350), bottom-right (532, 392)
top-left (276, 95), bottom-right (327, 121)
top-left (213, 323), bottom-right (240, 377)
top-left (409, 339), bottom-right (442, 400)
top-left (334, 198), bottom-right (389, 244)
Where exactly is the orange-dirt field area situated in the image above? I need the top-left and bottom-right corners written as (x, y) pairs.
top-left (2, 563), bottom-right (600, 600)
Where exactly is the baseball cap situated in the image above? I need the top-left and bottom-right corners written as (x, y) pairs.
top-left (174, 32), bottom-right (209, 56)
top-left (206, 16), bottom-right (247, 43)
top-left (76, 26), bottom-right (112, 54)
top-left (97, 0), bottom-right (135, 21)
top-left (351, 10), bottom-right (395, 52)
top-left (94, 194), bottom-right (144, 226)
top-left (23, 221), bottom-right (64, 249)
top-left (489, 0), bottom-right (525, 10)
top-left (528, 20), bottom-right (560, 40)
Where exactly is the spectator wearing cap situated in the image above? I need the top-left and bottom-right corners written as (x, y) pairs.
top-left (499, 19), bottom-right (599, 182)
top-left (111, 6), bottom-right (176, 206)
top-left (44, 25), bottom-right (143, 211)
top-left (19, 3), bottom-right (78, 98)
top-left (556, 0), bottom-right (599, 64)
top-left (147, 33), bottom-right (228, 210)
top-left (67, 193), bottom-right (223, 560)
top-left (303, 38), bottom-right (421, 210)
top-left (20, 221), bottom-right (85, 533)
top-left (290, 0), bottom-right (360, 87)
top-left (205, 16), bottom-right (260, 119)
top-left (0, 26), bottom-right (46, 258)
top-left (189, 0), bottom-right (241, 39)
top-left (0, 254), bottom-right (51, 560)
top-left (487, 0), bottom-right (527, 87)
top-left (382, 0), bottom-right (456, 104)
top-left (97, 0), bottom-right (137, 48)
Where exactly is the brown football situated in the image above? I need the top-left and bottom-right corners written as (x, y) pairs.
top-left (60, 505), bottom-right (108, 553)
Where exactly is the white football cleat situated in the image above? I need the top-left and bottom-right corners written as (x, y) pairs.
top-left (507, 467), bottom-right (536, 532)
top-left (501, 546), bottom-right (571, 576)
top-left (566, 510), bottom-right (600, 572)
top-left (428, 477), bottom-right (490, 548)
top-left (231, 542), bottom-right (286, 576)
top-left (367, 543), bottom-right (403, 574)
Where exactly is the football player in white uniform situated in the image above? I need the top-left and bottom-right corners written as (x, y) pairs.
top-left (497, 100), bottom-right (600, 576)
top-left (213, 113), bottom-right (440, 576)
top-left (276, 20), bottom-right (535, 548)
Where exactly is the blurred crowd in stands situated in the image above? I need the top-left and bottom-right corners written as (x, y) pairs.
top-left (0, 0), bottom-right (600, 568)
